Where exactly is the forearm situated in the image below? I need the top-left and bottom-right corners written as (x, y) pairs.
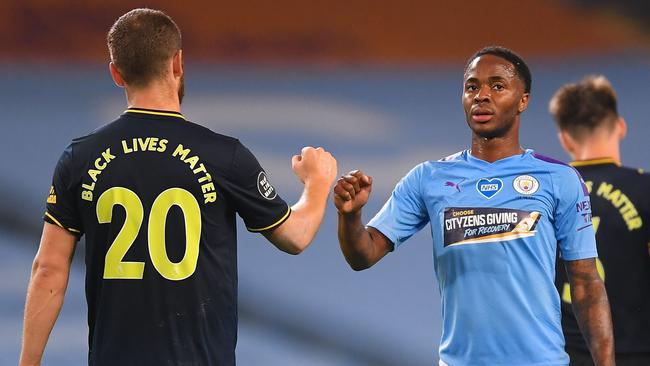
top-left (265, 180), bottom-right (331, 254)
top-left (289, 180), bottom-right (331, 243)
top-left (20, 264), bottom-right (70, 365)
top-left (338, 211), bottom-right (382, 270)
top-left (570, 278), bottom-right (615, 365)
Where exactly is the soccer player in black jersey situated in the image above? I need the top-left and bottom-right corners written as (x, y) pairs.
top-left (19, 8), bottom-right (337, 366)
top-left (550, 75), bottom-right (650, 366)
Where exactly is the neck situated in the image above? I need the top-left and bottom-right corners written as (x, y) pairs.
top-left (470, 132), bottom-right (522, 163)
top-left (571, 138), bottom-right (620, 164)
top-left (125, 80), bottom-right (180, 113)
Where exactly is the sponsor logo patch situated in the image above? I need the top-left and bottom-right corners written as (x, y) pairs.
top-left (476, 178), bottom-right (503, 199)
top-left (513, 175), bottom-right (539, 195)
top-left (47, 186), bottom-right (57, 204)
top-left (257, 171), bottom-right (277, 200)
top-left (443, 207), bottom-right (541, 247)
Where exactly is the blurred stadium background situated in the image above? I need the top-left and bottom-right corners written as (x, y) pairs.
top-left (2, 1), bottom-right (650, 365)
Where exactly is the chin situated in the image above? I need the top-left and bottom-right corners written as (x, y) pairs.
top-left (470, 124), bottom-right (509, 140)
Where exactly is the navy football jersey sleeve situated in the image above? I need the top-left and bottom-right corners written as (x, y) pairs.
top-left (226, 142), bottom-right (290, 232)
top-left (44, 144), bottom-right (83, 236)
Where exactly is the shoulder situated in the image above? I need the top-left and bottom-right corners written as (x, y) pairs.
top-left (530, 152), bottom-right (588, 195)
top-left (437, 150), bottom-right (465, 163)
top-left (530, 152), bottom-right (581, 178)
top-left (184, 119), bottom-right (240, 145)
top-left (397, 151), bottom-right (466, 187)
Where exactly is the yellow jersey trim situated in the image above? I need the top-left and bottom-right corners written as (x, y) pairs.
top-left (570, 158), bottom-right (620, 167)
top-left (45, 212), bottom-right (81, 233)
top-left (125, 109), bottom-right (186, 120)
top-left (247, 206), bottom-right (291, 232)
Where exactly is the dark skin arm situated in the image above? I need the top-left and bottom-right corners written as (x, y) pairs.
top-left (565, 258), bottom-right (615, 366)
top-left (333, 170), bottom-right (393, 270)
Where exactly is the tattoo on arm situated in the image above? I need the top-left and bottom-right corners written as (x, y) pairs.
top-left (565, 258), bottom-right (615, 366)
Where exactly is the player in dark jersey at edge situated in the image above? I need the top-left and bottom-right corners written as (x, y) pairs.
top-left (333, 47), bottom-right (615, 365)
top-left (19, 8), bottom-right (337, 366)
top-left (550, 75), bottom-right (650, 366)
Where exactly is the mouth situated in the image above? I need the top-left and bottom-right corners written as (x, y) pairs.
top-left (471, 107), bottom-right (494, 123)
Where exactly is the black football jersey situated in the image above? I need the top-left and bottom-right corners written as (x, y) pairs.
top-left (555, 158), bottom-right (650, 353)
top-left (44, 108), bottom-right (290, 366)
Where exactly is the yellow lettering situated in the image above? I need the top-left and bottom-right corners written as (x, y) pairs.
top-left (628, 217), bottom-right (643, 231)
top-left (607, 190), bottom-right (621, 206)
top-left (593, 181), bottom-right (642, 231)
top-left (173, 144), bottom-right (191, 160)
top-left (101, 148), bottom-right (116, 163)
top-left (584, 180), bottom-right (593, 193)
top-left (82, 191), bottom-right (93, 201)
top-left (88, 169), bottom-right (102, 182)
top-left (184, 156), bottom-right (199, 169)
top-left (198, 173), bottom-right (212, 184)
top-left (157, 139), bottom-right (167, 152)
top-left (122, 140), bottom-right (133, 154)
top-left (137, 138), bottom-right (150, 151)
top-left (148, 137), bottom-right (159, 151)
top-left (201, 182), bottom-right (215, 194)
top-left (82, 182), bottom-right (95, 191)
top-left (193, 163), bottom-right (207, 175)
top-left (596, 182), bottom-right (612, 198)
top-left (95, 157), bottom-right (107, 170)
top-left (204, 192), bottom-right (217, 203)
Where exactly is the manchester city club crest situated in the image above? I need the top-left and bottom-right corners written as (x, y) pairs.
top-left (513, 175), bottom-right (540, 195)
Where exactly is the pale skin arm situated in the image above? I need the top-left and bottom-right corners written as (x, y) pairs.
top-left (262, 147), bottom-right (338, 255)
top-left (565, 258), bottom-right (615, 366)
top-left (333, 170), bottom-right (393, 270)
top-left (20, 223), bottom-right (77, 366)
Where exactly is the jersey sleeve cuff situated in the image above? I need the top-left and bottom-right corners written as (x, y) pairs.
top-left (366, 224), bottom-right (397, 250)
top-left (560, 250), bottom-right (598, 261)
top-left (44, 211), bottom-right (82, 236)
top-left (246, 206), bottom-right (291, 232)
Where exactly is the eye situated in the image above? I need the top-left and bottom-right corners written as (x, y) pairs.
top-left (465, 84), bottom-right (478, 92)
top-left (492, 83), bottom-right (505, 91)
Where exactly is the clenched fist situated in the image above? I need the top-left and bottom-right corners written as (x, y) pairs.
top-left (291, 146), bottom-right (337, 187)
top-left (333, 170), bottom-right (373, 214)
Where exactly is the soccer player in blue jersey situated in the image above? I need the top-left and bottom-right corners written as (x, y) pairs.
top-left (334, 47), bottom-right (615, 365)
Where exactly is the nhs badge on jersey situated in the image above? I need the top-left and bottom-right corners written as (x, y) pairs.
top-left (513, 175), bottom-right (539, 195)
top-left (476, 178), bottom-right (503, 199)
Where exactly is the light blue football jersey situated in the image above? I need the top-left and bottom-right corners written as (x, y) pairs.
top-left (368, 149), bottom-right (597, 366)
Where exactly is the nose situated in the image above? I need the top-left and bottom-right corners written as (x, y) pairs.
top-left (474, 84), bottom-right (491, 103)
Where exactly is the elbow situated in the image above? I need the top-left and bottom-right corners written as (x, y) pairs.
top-left (350, 263), bottom-right (370, 271)
top-left (347, 257), bottom-right (373, 271)
top-left (283, 245), bottom-right (304, 255)
top-left (282, 238), bottom-right (310, 255)
top-left (31, 256), bottom-right (67, 287)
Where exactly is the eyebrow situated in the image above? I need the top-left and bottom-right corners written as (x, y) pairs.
top-left (464, 76), bottom-right (508, 84)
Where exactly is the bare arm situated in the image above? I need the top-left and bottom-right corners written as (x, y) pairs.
top-left (334, 170), bottom-right (392, 270)
top-left (566, 258), bottom-right (615, 366)
top-left (263, 147), bottom-right (337, 254)
top-left (20, 223), bottom-right (77, 366)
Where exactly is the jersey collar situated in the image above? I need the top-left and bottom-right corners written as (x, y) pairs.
top-left (466, 148), bottom-right (532, 165)
top-left (569, 157), bottom-right (620, 167)
top-left (124, 108), bottom-right (186, 120)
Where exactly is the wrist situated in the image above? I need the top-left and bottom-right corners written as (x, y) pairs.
top-left (304, 178), bottom-right (333, 193)
top-left (337, 209), bottom-right (362, 221)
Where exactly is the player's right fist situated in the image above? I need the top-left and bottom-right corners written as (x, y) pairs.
top-left (291, 146), bottom-right (337, 187)
top-left (333, 170), bottom-right (373, 214)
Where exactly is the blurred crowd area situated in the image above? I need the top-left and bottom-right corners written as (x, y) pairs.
top-left (1, 0), bottom-right (649, 64)
top-left (1, 1), bottom-right (649, 365)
